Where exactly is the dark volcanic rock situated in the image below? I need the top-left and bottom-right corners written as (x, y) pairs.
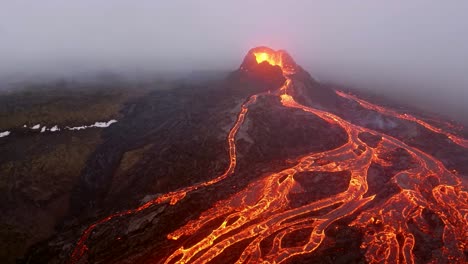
top-left (289, 170), bottom-right (351, 208)
top-left (227, 65), bottom-right (285, 96)
top-left (237, 95), bottom-right (348, 165)
top-left (70, 85), bottom-right (242, 217)
top-left (358, 132), bottom-right (382, 148)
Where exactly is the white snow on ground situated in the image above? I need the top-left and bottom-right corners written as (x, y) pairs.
top-left (3, 119), bottom-right (118, 138)
top-left (0, 131), bottom-right (11, 138)
top-left (92, 120), bottom-right (117, 128)
top-left (66, 119), bottom-right (117, 130)
top-left (66, 126), bottom-right (87, 131)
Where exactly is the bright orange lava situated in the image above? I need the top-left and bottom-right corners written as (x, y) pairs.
top-left (69, 50), bottom-right (468, 264)
top-left (68, 95), bottom-right (258, 263)
top-left (335, 90), bottom-right (468, 148)
top-left (254, 52), bottom-right (283, 67)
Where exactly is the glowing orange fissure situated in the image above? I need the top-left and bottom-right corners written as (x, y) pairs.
top-left (70, 50), bottom-right (468, 264)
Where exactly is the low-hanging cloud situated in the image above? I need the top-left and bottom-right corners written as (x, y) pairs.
top-left (1, 1), bottom-right (467, 124)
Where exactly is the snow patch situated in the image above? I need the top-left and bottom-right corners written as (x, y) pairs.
top-left (3, 119), bottom-right (118, 139)
top-left (66, 126), bottom-right (87, 131)
top-left (66, 119), bottom-right (118, 131)
top-left (0, 131), bottom-right (10, 138)
top-left (93, 120), bottom-right (117, 128)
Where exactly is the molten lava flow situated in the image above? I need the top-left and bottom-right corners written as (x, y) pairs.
top-left (252, 50), bottom-right (296, 75)
top-left (253, 52), bottom-right (282, 67)
top-left (68, 95), bottom-right (258, 263)
top-left (162, 51), bottom-right (467, 264)
top-left (69, 48), bottom-right (468, 264)
top-left (335, 91), bottom-right (468, 148)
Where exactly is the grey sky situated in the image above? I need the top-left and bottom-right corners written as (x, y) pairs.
top-left (1, 1), bottom-right (467, 122)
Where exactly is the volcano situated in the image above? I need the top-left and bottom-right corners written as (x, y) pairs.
top-left (20, 47), bottom-right (467, 264)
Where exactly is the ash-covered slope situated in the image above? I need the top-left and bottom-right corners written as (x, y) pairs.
top-left (19, 47), bottom-right (468, 264)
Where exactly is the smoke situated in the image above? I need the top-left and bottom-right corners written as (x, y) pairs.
top-left (1, 1), bottom-right (467, 124)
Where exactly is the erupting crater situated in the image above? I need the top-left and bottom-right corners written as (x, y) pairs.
top-left (241, 47), bottom-right (298, 76)
top-left (67, 46), bottom-right (467, 264)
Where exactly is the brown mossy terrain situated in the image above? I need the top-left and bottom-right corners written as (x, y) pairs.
top-left (0, 77), bottom-right (241, 263)
top-left (107, 143), bottom-right (155, 197)
top-left (0, 80), bottom-right (160, 130)
top-left (0, 81), bottom-right (156, 263)
top-left (0, 131), bottom-right (101, 263)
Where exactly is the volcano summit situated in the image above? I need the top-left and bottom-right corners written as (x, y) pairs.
top-left (10, 47), bottom-right (468, 263)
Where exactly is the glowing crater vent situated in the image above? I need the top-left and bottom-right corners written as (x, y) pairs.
top-left (253, 52), bottom-right (283, 68)
top-left (251, 48), bottom-right (297, 75)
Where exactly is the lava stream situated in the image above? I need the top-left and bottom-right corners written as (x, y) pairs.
top-left (163, 50), bottom-right (467, 263)
top-left (68, 95), bottom-right (258, 263)
top-left (69, 48), bottom-right (467, 264)
top-left (335, 90), bottom-right (468, 148)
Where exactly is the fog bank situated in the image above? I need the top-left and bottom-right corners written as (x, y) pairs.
top-left (1, 1), bottom-right (467, 123)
